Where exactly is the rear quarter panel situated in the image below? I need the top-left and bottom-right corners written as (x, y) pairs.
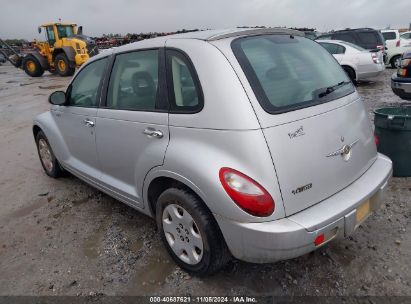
top-left (159, 127), bottom-right (286, 222)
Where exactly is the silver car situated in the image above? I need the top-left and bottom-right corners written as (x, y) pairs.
top-left (33, 28), bottom-right (393, 275)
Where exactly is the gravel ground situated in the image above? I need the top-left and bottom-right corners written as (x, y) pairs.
top-left (0, 63), bottom-right (409, 296)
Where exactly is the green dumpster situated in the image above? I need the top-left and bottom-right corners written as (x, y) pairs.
top-left (374, 106), bottom-right (411, 177)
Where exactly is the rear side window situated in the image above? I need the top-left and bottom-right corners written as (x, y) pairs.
top-left (106, 50), bottom-right (159, 111)
top-left (320, 43), bottom-right (345, 55)
top-left (232, 35), bottom-right (354, 114)
top-left (166, 50), bottom-right (203, 113)
top-left (382, 32), bottom-right (396, 40)
top-left (317, 35), bottom-right (332, 40)
top-left (357, 32), bottom-right (380, 45)
top-left (333, 33), bottom-right (357, 44)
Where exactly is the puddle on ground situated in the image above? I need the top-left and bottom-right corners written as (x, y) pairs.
top-left (72, 197), bottom-right (89, 205)
top-left (130, 239), bottom-right (144, 254)
top-left (38, 85), bottom-right (64, 90)
top-left (82, 221), bottom-right (109, 259)
top-left (127, 243), bottom-right (175, 294)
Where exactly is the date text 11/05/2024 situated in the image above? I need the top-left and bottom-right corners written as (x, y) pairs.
top-left (149, 296), bottom-right (258, 303)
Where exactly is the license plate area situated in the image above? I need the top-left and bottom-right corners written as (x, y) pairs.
top-left (356, 199), bottom-right (371, 224)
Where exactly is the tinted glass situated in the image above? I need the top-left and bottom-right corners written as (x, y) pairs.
top-left (167, 50), bottom-right (202, 112)
top-left (320, 43), bottom-right (345, 54)
top-left (317, 35), bottom-right (332, 40)
top-left (333, 33), bottom-right (357, 44)
top-left (69, 58), bottom-right (108, 107)
top-left (357, 32), bottom-right (380, 45)
top-left (232, 35), bottom-right (354, 113)
top-left (107, 50), bottom-right (159, 111)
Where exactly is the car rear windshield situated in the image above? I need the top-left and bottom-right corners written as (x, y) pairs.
top-left (357, 32), bottom-right (381, 45)
top-left (232, 35), bottom-right (355, 114)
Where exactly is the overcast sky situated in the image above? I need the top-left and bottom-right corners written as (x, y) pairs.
top-left (1, 0), bottom-right (410, 40)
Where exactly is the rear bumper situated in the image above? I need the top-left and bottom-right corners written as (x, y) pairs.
top-left (216, 153), bottom-right (392, 263)
top-left (357, 63), bottom-right (385, 81)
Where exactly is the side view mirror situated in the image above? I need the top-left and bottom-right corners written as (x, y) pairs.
top-left (38, 27), bottom-right (42, 34)
top-left (49, 91), bottom-right (66, 105)
top-left (77, 26), bottom-right (83, 35)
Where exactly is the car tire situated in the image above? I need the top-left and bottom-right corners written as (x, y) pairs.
top-left (390, 55), bottom-right (401, 69)
top-left (156, 187), bottom-right (231, 276)
top-left (35, 130), bottom-right (64, 178)
top-left (343, 66), bottom-right (356, 84)
top-left (22, 55), bottom-right (44, 77)
top-left (54, 53), bottom-right (75, 77)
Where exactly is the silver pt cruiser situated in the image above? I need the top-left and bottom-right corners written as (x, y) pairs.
top-left (33, 28), bottom-right (393, 275)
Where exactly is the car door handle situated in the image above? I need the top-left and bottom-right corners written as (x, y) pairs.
top-left (143, 127), bottom-right (163, 138)
top-left (83, 119), bottom-right (95, 127)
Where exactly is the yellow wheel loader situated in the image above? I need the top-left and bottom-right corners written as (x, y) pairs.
top-left (0, 22), bottom-right (98, 77)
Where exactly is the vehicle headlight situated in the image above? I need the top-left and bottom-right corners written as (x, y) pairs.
top-left (400, 59), bottom-right (411, 68)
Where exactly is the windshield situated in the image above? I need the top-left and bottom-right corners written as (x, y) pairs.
top-left (232, 35), bottom-right (355, 114)
top-left (57, 25), bottom-right (74, 38)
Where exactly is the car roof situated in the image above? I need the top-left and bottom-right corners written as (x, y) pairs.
top-left (87, 28), bottom-right (305, 62)
top-left (332, 28), bottom-right (379, 33)
top-left (164, 27), bottom-right (303, 41)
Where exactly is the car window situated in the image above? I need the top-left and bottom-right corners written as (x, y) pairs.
top-left (382, 32), bottom-right (396, 40)
top-left (166, 50), bottom-right (203, 112)
top-left (357, 32), bottom-right (380, 45)
top-left (333, 33), bottom-right (357, 44)
top-left (401, 33), bottom-right (411, 39)
top-left (68, 57), bottom-right (108, 107)
top-left (46, 26), bottom-right (55, 45)
top-left (319, 43), bottom-right (345, 55)
top-left (232, 35), bottom-right (354, 114)
top-left (107, 50), bottom-right (159, 111)
top-left (317, 35), bottom-right (332, 40)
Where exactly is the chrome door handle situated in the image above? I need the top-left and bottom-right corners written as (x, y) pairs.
top-left (83, 119), bottom-right (95, 127)
top-left (143, 127), bottom-right (163, 138)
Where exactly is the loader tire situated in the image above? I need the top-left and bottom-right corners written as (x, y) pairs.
top-left (22, 55), bottom-right (44, 77)
top-left (55, 53), bottom-right (75, 77)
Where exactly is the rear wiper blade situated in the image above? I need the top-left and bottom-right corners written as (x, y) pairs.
top-left (318, 81), bottom-right (350, 98)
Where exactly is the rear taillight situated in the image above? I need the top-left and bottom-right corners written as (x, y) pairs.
top-left (219, 167), bottom-right (274, 217)
top-left (314, 234), bottom-right (325, 246)
top-left (374, 134), bottom-right (379, 146)
top-left (396, 40), bottom-right (401, 47)
top-left (371, 53), bottom-right (379, 64)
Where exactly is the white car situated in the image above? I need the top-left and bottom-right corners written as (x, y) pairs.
top-left (386, 43), bottom-right (411, 68)
top-left (400, 31), bottom-right (411, 40)
top-left (317, 40), bottom-right (385, 82)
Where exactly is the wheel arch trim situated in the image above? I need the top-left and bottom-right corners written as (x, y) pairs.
top-left (142, 168), bottom-right (208, 217)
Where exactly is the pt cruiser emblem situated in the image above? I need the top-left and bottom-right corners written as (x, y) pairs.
top-left (326, 139), bottom-right (359, 161)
